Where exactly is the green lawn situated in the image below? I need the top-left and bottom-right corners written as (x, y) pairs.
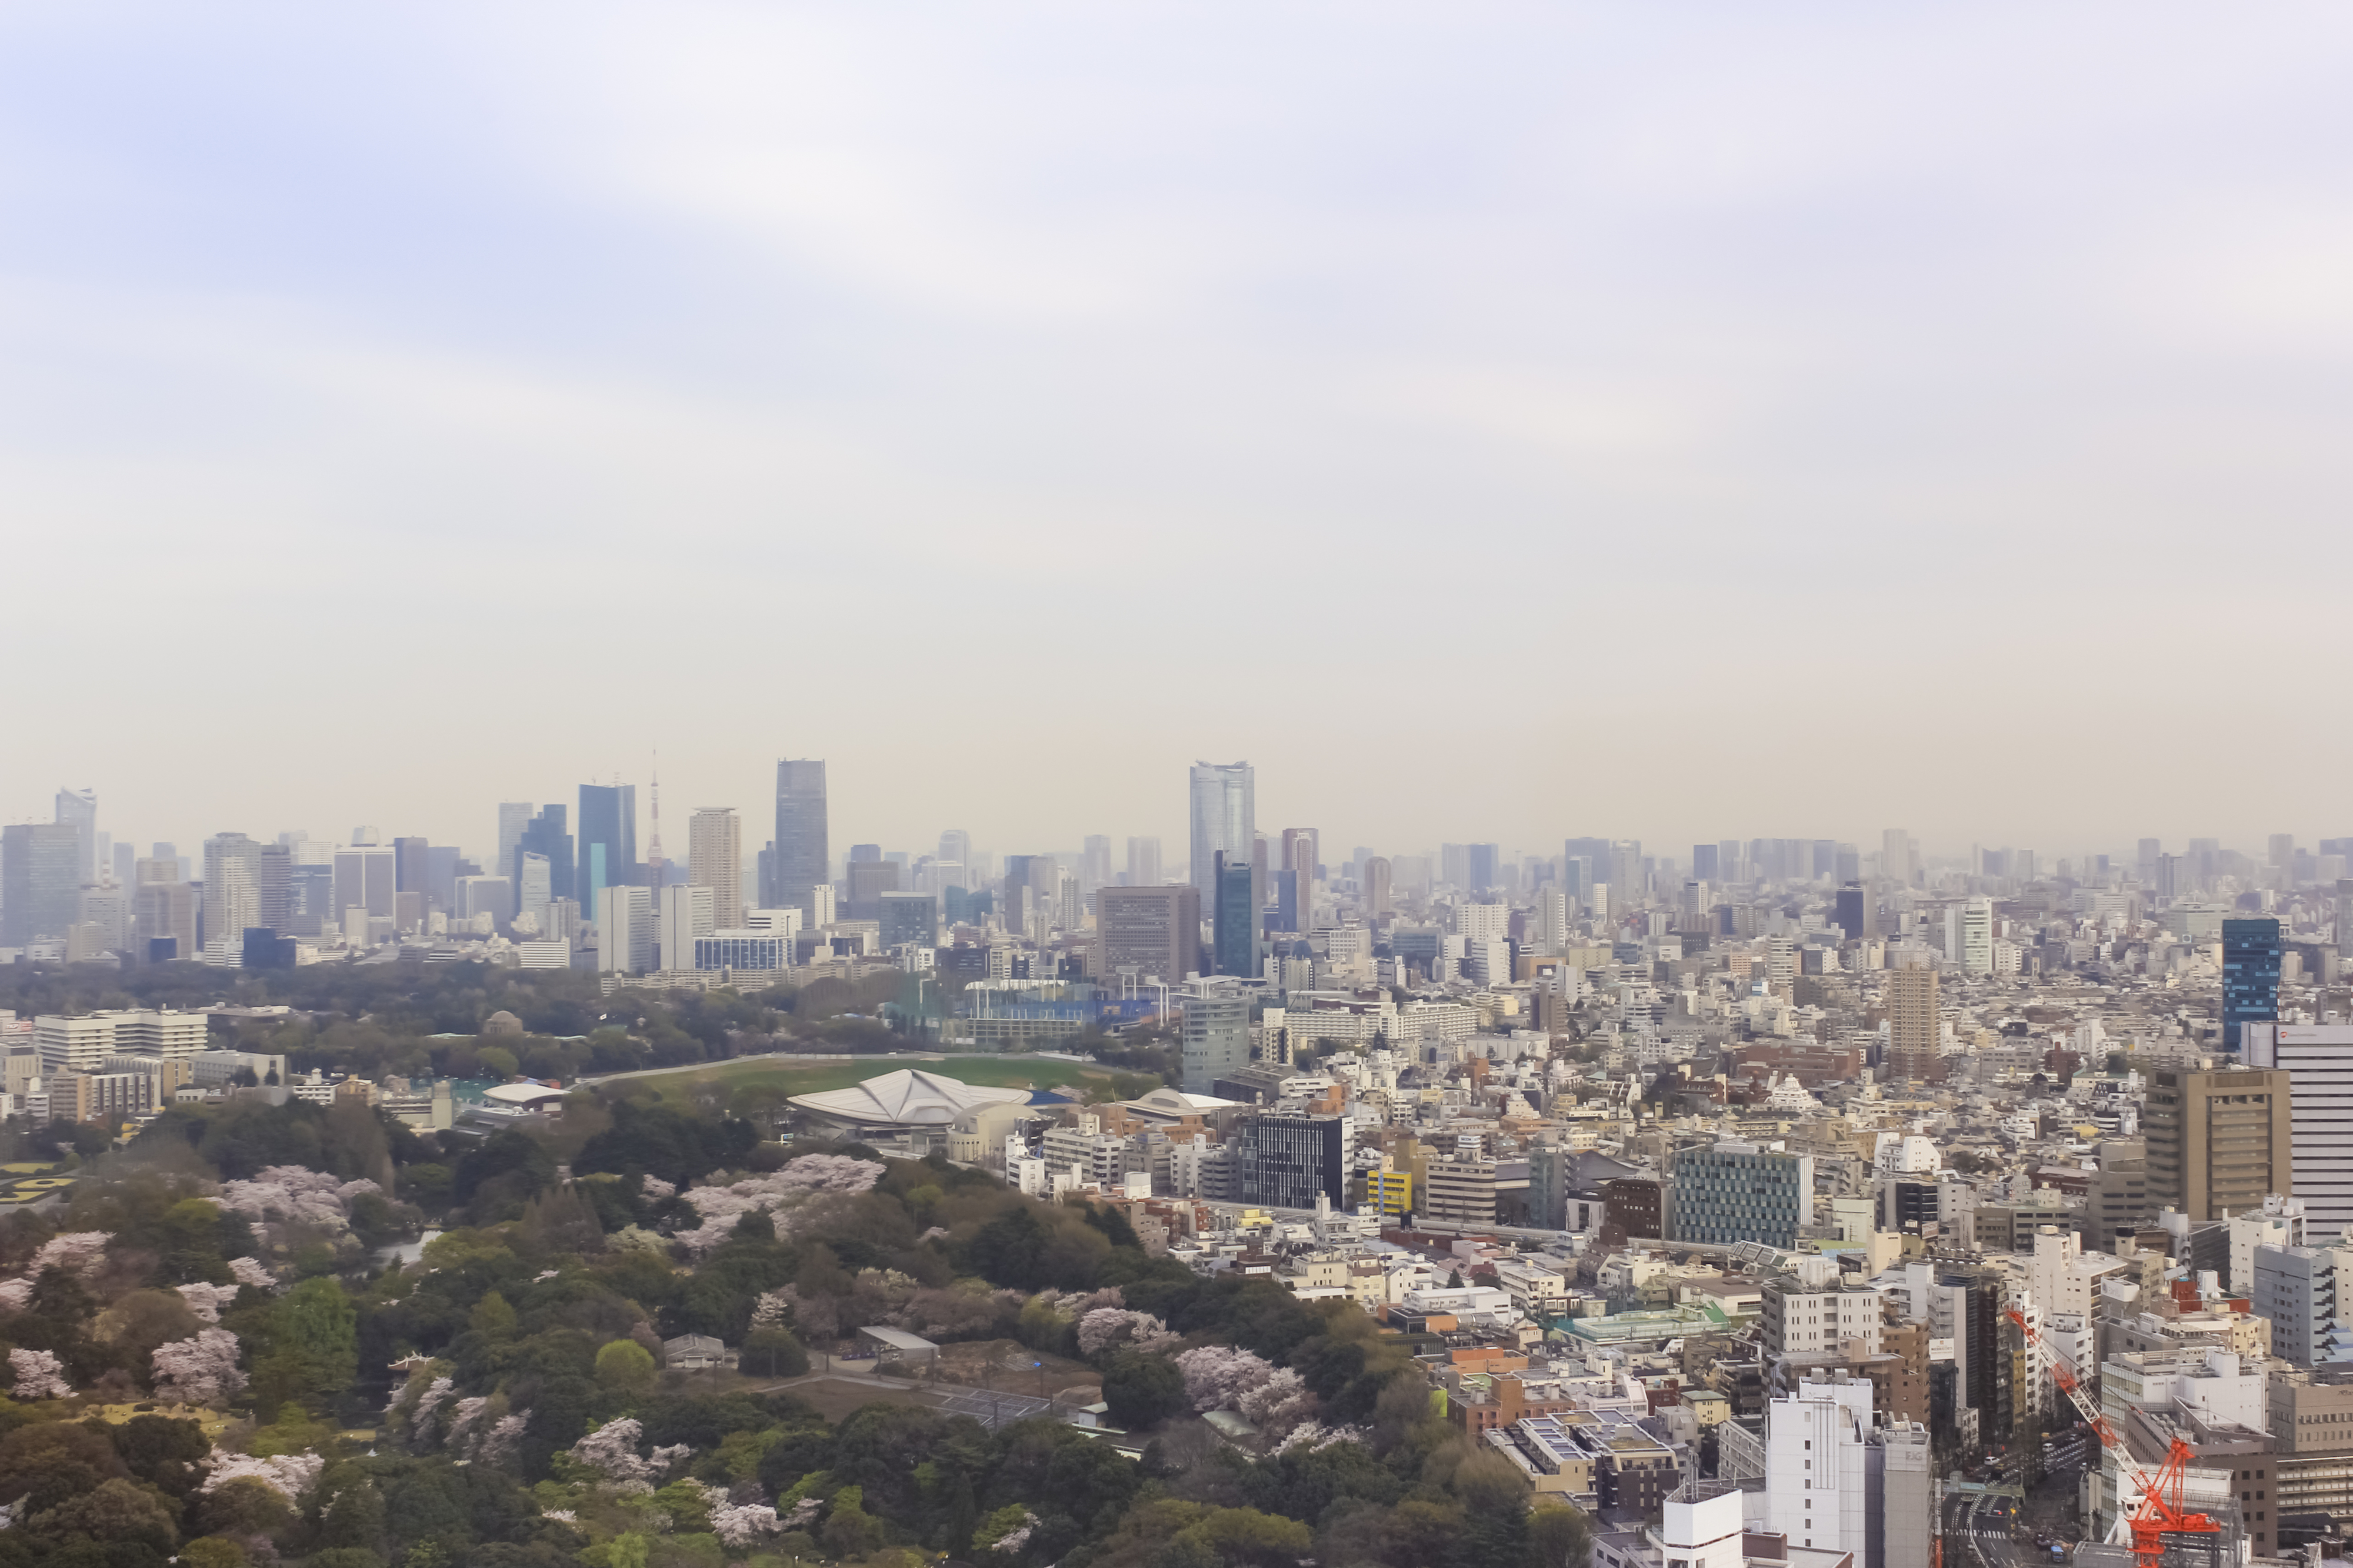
top-left (620, 1053), bottom-right (1118, 1108)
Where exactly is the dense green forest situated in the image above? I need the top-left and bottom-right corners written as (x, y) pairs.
top-left (0, 962), bottom-right (1592, 1568)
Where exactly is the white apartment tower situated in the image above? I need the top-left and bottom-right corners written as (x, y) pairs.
top-left (688, 808), bottom-right (743, 928)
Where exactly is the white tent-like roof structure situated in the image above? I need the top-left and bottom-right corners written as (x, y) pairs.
top-left (788, 1068), bottom-right (1032, 1130)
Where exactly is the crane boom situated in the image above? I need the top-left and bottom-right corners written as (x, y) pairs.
top-left (2003, 1309), bottom-right (2219, 1568)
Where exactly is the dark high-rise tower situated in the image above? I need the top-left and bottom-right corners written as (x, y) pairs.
top-left (1212, 850), bottom-right (1256, 978)
top-left (772, 759), bottom-right (829, 922)
top-left (2223, 917), bottom-right (2283, 1051)
top-left (577, 783), bottom-right (638, 921)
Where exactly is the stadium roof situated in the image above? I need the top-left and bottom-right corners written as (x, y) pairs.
top-left (787, 1069), bottom-right (1032, 1130)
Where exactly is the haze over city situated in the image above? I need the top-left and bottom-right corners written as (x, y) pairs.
top-left (8, 5), bottom-right (2353, 853)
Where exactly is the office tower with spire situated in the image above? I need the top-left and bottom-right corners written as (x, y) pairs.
top-left (1189, 760), bottom-right (1254, 902)
top-left (689, 807), bottom-right (742, 928)
top-left (54, 788), bottom-right (96, 886)
top-left (577, 782), bottom-right (637, 920)
top-left (772, 759), bottom-right (829, 922)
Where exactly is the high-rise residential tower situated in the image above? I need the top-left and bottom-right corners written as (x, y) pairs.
top-left (1886, 958), bottom-right (1939, 1082)
top-left (1188, 760), bottom-right (1254, 900)
top-left (1279, 828), bottom-right (1317, 932)
top-left (577, 783), bottom-right (637, 920)
top-left (772, 759), bottom-right (829, 922)
top-left (54, 788), bottom-right (96, 887)
top-left (688, 808), bottom-right (743, 928)
top-left (202, 833), bottom-right (263, 950)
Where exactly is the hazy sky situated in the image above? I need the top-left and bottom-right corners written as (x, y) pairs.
top-left (6, 4), bottom-right (2352, 867)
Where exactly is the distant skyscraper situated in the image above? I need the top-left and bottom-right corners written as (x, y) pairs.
top-left (846, 859), bottom-right (899, 922)
top-left (1188, 760), bottom-right (1254, 900)
top-left (598, 885), bottom-right (654, 973)
top-left (497, 803), bottom-right (533, 914)
top-left (1946, 897), bottom-right (1992, 975)
top-left (1882, 828), bottom-right (1915, 887)
top-left (516, 806), bottom-right (574, 905)
top-left (54, 788), bottom-right (96, 886)
top-left (394, 836), bottom-right (431, 903)
top-left (1886, 959), bottom-right (1939, 1082)
top-left (937, 828), bottom-right (972, 871)
top-left (258, 845), bottom-right (293, 935)
top-left (1280, 828), bottom-right (1318, 932)
top-left (334, 845), bottom-right (396, 922)
top-left (2339, 880), bottom-right (2353, 959)
top-left (577, 783), bottom-right (638, 920)
top-left (1834, 883), bottom-right (1871, 940)
top-left (1692, 843), bottom-right (1719, 882)
top-left (1608, 841), bottom-right (1642, 912)
top-left (660, 884), bottom-right (715, 972)
top-left (1125, 836), bottom-right (1162, 888)
top-left (1212, 850), bottom-right (1255, 978)
top-left (202, 833), bottom-right (263, 951)
top-left (518, 852), bottom-right (554, 932)
top-left (1, 823), bottom-right (81, 946)
top-left (1465, 842), bottom-right (1498, 893)
top-left (2223, 917), bottom-right (2283, 1051)
top-left (772, 759), bottom-right (829, 922)
top-left (688, 808), bottom-right (743, 928)
top-left (1364, 856), bottom-right (1392, 916)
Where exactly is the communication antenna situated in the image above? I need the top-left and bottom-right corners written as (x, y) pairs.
top-left (645, 751), bottom-right (666, 895)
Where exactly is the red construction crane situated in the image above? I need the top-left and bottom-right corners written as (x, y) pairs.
top-left (2004, 1307), bottom-right (2220, 1568)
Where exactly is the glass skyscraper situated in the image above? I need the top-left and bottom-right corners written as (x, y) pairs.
top-left (1212, 850), bottom-right (1255, 978)
top-left (577, 784), bottom-right (638, 922)
top-left (2223, 916), bottom-right (2282, 1051)
top-left (1188, 760), bottom-right (1254, 900)
top-left (771, 758), bottom-right (829, 922)
top-left (516, 805), bottom-right (574, 904)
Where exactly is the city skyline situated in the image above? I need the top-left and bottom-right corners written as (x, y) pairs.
top-left (6, 762), bottom-right (2350, 879)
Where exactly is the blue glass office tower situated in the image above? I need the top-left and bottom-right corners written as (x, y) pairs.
top-left (2222, 917), bottom-right (2282, 1051)
top-left (577, 785), bottom-right (637, 921)
top-left (1212, 850), bottom-right (1256, 977)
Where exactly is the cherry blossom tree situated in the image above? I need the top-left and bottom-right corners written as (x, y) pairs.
top-left (152, 1328), bottom-right (248, 1406)
top-left (568, 1417), bottom-right (691, 1485)
top-left (1237, 1367), bottom-right (1317, 1439)
top-left (201, 1449), bottom-right (322, 1501)
top-left (0, 1279), bottom-right (31, 1311)
top-left (1271, 1420), bottom-right (1365, 1454)
top-left (672, 1157), bottom-right (886, 1255)
top-left (1176, 1344), bottom-right (1276, 1412)
top-left (8, 1348), bottom-right (68, 1399)
top-left (176, 1282), bottom-right (241, 1323)
top-left (1076, 1307), bottom-right (1179, 1357)
top-left (31, 1231), bottom-right (109, 1275)
top-left (228, 1257), bottom-right (278, 1292)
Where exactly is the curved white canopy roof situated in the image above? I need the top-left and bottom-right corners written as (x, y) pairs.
top-left (788, 1068), bottom-right (1031, 1128)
